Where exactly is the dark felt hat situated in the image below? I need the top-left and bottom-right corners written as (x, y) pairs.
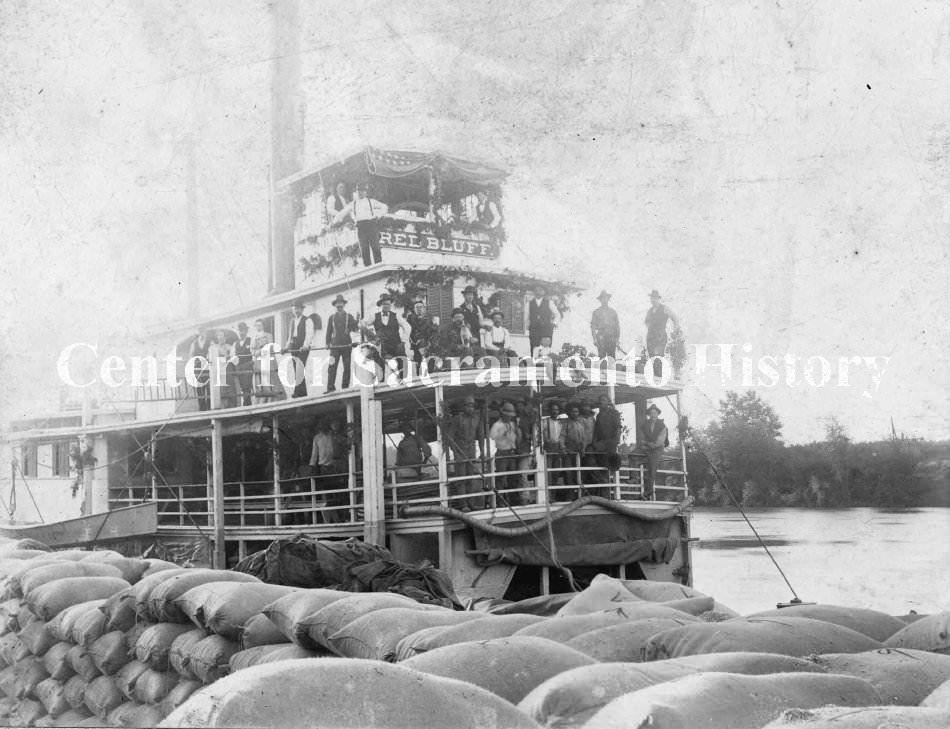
top-left (597, 290), bottom-right (612, 301)
top-left (462, 285), bottom-right (478, 295)
top-left (646, 404), bottom-right (662, 415)
top-left (376, 292), bottom-right (393, 306)
top-left (451, 307), bottom-right (464, 317)
top-left (332, 294), bottom-right (347, 306)
top-left (649, 289), bottom-right (662, 299)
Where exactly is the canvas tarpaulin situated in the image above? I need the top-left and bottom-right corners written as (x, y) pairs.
top-left (233, 536), bottom-right (461, 607)
top-left (469, 513), bottom-right (679, 567)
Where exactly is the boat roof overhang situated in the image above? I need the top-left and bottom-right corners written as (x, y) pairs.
top-left (276, 146), bottom-right (508, 202)
top-left (5, 367), bottom-right (682, 445)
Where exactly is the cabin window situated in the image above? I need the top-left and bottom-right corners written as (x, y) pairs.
top-left (425, 283), bottom-right (455, 326)
top-left (495, 291), bottom-right (526, 335)
top-left (21, 445), bottom-right (37, 478)
top-left (51, 441), bottom-right (71, 478)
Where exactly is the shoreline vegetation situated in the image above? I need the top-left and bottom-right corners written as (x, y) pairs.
top-left (676, 391), bottom-right (950, 509)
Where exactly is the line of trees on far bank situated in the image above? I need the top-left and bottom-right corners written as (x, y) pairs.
top-left (683, 391), bottom-right (950, 508)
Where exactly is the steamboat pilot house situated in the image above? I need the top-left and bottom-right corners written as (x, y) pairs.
top-left (3, 147), bottom-right (693, 600)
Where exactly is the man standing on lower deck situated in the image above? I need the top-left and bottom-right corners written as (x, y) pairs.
top-left (489, 402), bottom-right (521, 506)
top-left (444, 396), bottom-right (485, 511)
top-left (639, 403), bottom-right (669, 500)
top-left (592, 394), bottom-right (622, 495)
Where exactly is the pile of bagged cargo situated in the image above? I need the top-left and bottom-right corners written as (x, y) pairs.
top-left (1, 536), bottom-right (950, 728)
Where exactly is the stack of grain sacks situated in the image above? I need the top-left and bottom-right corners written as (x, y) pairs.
top-left (0, 538), bottom-right (163, 726)
top-left (5, 537), bottom-right (950, 729)
top-left (166, 574), bottom-right (950, 729)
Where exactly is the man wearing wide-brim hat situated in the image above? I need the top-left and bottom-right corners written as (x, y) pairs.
top-left (443, 395), bottom-right (485, 510)
top-left (644, 290), bottom-right (680, 375)
top-left (437, 307), bottom-right (477, 362)
top-left (591, 289), bottom-right (621, 359)
top-left (459, 284), bottom-right (488, 339)
top-left (489, 401), bottom-right (522, 505)
top-left (371, 292), bottom-right (408, 379)
top-left (284, 299), bottom-right (315, 398)
top-left (325, 293), bottom-right (359, 392)
top-left (638, 402), bottom-right (669, 500)
top-left (528, 284), bottom-right (559, 355)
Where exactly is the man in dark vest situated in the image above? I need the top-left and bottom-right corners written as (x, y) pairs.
top-left (324, 181), bottom-right (350, 226)
top-left (591, 290), bottom-right (621, 359)
top-left (325, 294), bottom-right (359, 393)
top-left (592, 394), bottom-right (622, 495)
top-left (638, 403), bottom-right (669, 500)
top-left (459, 285), bottom-right (486, 340)
top-left (284, 300), bottom-right (314, 398)
top-left (373, 292), bottom-right (407, 379)
top-left (474, 190), bottom-right (502, 229)
top-left (528, 285), bottom-right (558, 354)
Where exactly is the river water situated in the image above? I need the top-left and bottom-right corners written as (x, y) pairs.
top-left (690, 507), bottom-right (950, 616)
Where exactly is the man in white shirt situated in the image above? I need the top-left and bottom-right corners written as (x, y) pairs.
top-left (309, 421), bottom-right (335, 476)
top-left (489, 401), bottom-right (522, 505)
top-left (334, 182), bottom-right (389, 266)
top-left (284, 300), bottom-right (315, 398)
top-left (541, 401), bottom-right (566, 489)
top-left (482, 310), bottom-right (515, 359)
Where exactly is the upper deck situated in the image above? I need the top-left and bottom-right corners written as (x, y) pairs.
top-left (280, 147), bottom-right (521, 288)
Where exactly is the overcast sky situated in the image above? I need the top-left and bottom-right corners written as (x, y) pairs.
top-left (1, 0), bottom-right (948, 444)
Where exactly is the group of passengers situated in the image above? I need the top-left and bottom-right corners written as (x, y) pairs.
top-left (188, 285), bottom-right (680, 409)
top-left (391, 393), bottom-right (646, 512)
top-left (189, 319), bottom-right (278, 411)
top-left (323, 181), bottom-right (503, 267)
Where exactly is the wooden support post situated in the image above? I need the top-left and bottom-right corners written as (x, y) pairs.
top-left (676, 391), bottom-right (688, 491)
top-left (618, 563), bottom-right (627, 580)
top-left (435, 383), bottom-right (449, 508)
top-left (346, 401), bottom-right (357, 523)
top-left (541, 566), bottom-right (550, 595)
top-left (272, 414), bottom-right (281, 527)
top-left (434, 384), bottom-right (452, 569)
top-left (533, 381), bottom-right (547, 506)
top-left (149, 430), bottom-right (158, 502)
top-left (361, 386), bottom-right (385, 546)
top-left (210, 420), bottom-right (226, 569)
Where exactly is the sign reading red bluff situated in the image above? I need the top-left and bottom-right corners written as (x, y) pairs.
top-left (377, 228), bottom-right (499, 259)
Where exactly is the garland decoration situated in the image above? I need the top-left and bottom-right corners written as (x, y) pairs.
top-left (385, 266), bottom-right (579, 314)
top-left (299, 242), bottom-right (362, 277)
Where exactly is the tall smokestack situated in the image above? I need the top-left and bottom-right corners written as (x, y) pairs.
top-left (186, 135), bottom-right (200, 318)
top-left (269, 0), bottom-right (303, 294)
